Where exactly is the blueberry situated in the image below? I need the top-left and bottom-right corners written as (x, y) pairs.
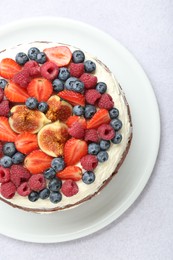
top-left (110, 119), bottom-right (122, 131)
top-left (38, 102), bottom-right (49, 113)
top-left (28, 191), bottom-right (39, 202)
top-left (97, 151), bottom-right (108, 162)
top-left (84, 105), bottom-right (96, 119)
top-left (73, 105), bottom-right (84, 116)
top-left (100, 140), bottom-right (111, 151)
top-left (0, 79), bottom-right (8, 89)
top-left (58, 67), bottom-right (70, 81)
top-left (49, 191), bottom-right (62, 203)
top-left (72, 50), bottom-right (85, 63)
top-left (12, 152), bottom-right (25, 164)
top-left (64, 77), bottom-right (77, 90)
top-left (48, 178), bottom-right (62, 192)
top-left (88, 143), bottom-right (100, 155)
top-left (109, 108), bottom-right (119, 119)
top-left (51, 157), bottom-right (65, 172)
top-left (28, 47), bottom-right (40, 60)
top-left (3, 142), bottom-right (16, 157)
top-left (72, 80), bottom-right (84, 93)
top-left (82, 171), bottom-right (95, 184)
top-left (39, 188), bottom-right (50, 200)
top-left (15, 52), bottom-right (29, 65)
top-left (96, 82), bottom-right (107, 94)
top-left (26, 97), bottom-right (38, 110)
top-left (44, 168), bottom-right (56, 180)
top-left (52, 79), bottom-right (64, 92)
top-left (36, 52), bottom-right (47, 64)
top-left (111, 133), bottom-right (122, 144)
top-left (0, 156), bottom-right (12, 168)
top-left (84, 60), bottom-right (96, 73)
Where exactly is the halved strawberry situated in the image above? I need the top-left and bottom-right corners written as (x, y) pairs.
top-left (87, 109), bottom-right (111, 129)
top-left (44, 46), bottom-right (72, 67)
top-left (66, 115), bottom-right (87, 129)
top-left (24, 150), bottom-right (52, 174)
top-left (0, 117), bottom-right (17, 142)
top-left (0, 58), bottom-right (22, 79)
top-left (58, 90), bottom-right (85, 106)
top-left (4, 81), bottom-right (29, 102)
top-left (64, 138), bottom-right (88, 166)
top-left (57, 166), bottom-right (82, 181)
top-left (27, 77), bottom-right (53, 102)
top-left (15, 132), bottom-right (39, 155)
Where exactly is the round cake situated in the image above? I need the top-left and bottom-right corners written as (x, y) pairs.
top-left (0, 42), bottom-right (132, 213)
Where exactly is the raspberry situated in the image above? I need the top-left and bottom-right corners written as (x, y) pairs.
top-left (97, 93), bottom-right (114, 110)
top-left (69, 63), bottom-right (84, 78)
top-left (28, 174), bottom-right (46, 191)
top-left (61, 180), bottom-right (79, 197)
top-left (68, 121), bottom-right (85, 139)
top-left (24, 60), bottom-right (40, 77)
top-left (0, 166), bottom-right (10, 183)
top-left (80, 154), bottom-right (98, 171)
top-left (0, 88), bottom-right (4, 102)
top-left (40, 61), bottom-right (59, 80)
top-left (84, 129), bottom-right (99, 143)
top-left (1, 181), bottom-right (16, 199)
top-left (12, 69), bottom-right (31, 88)
top-left (85, 89), bottom-right (101, 105)
top-left (0, 100), bottom-right (10, 116)
top-left (10, 165), bottom-right (31, 187)
top-left (17, 182), bottom-right (31, 196)
top-left (97, 124), bottom-right (115, 140)
top-left (80, 73), bottom-right (97, 89)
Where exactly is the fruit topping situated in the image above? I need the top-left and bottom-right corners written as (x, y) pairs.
top-left (68, 121), bottom-right (85, 139)
top-left (110, 118), bottom-right (122, 131)
top-left (58, 90), bottom-right (85, 106)
top-left (25, 97), bottom-right (38, 110)
top-left (36, 52), bottom-right (47, 64)
top-left (72, 50), bottom-right (85, 63)
top-left (0, 167), bottom-right (10, 183)
top-left (88, 143), bottom-right (100, 155)
top-left (17, 182), bottom-right (31, 196)
top-left (84, 105), bottom-right (96, 119)
top-left (3, 142), bottom-right (16, 157)
top-left (0, 88), bottom-right (4, 102)
top-left (111, 133), bottom-right (122, 144)
top-left (15, 132), bottom-right (39, 155)
top-left (69, 63), bottom-right (84, 78)
top-left (58, 67), bottom-right (70, 81)
top-left (85, 89), bottom-right (101, 105)
top-left (64, 77), bottom-right (77, 90)
top-left (72, 105), bottom-right (84, 116)
top-left (82, 171), bottom-right (95, 184)
top-left (40, 61), bottom-right (59, 80)
top-left (28, 174), bottom-right (46, 191)
top-left (80, 73), bottom-right (97, 89)
top-left (66, 115), bottom-right (87, 129)
top-left (43, 168), bottom-right (56, 180)
top-left (80, 155), bottom-right (98, 171)
top-left (99, 140), bottom-right (111, 151)
top-left (96, 82), bottom-right (107, 94)
top-left (28, 47), bottom-right (40, 60)
top-left (0, 156), bottom-right (12, 168)
top-left (51, 157), bottom-right (65, 172)
top-left (27, 77), bottom-right (53, 102)
top-left (57, 166), bottom-right (82, 181)
top-left (9, 105), bottom-right (50, 134)
top-left (12, 152), bottom-right (25, 164)
top-left (48, 177), bottom-right (62, 192)
top-left (39, 188), bottom-right (50, 199)
top-left (15, 52), bottom-right (29, 65)
top-left (44, 46), bottom-right (72, 67)
top-left (0, 58), bottom-right (22, 79)
top-left (0, 100), bottom-right (10, 117)
top-left (98, 93), bottom-right (114, 110)
top-left (64, 138), bottom-right (88, 166)
top-left (49, 191), bottom-right (62, 203)
top-left (84, 129), bottom-right (99, 143)
top-left (24, 60), bottom-right (40, 77)
top-left (0, 79), bottom-right (8, 89)
top-left (12, 69), bottom-right (31, 88)
top-left (61, 179), bottom-right (79, 197)
top-left (37, 101), bottom-right (49, 113)
top-left (1, 181), bottom-right (16, 199)
top-left (97, 151), bottom-right (109, 162)
top-left (52, 78), bottom-right (64, 93)
top-left (10, 164), bottom-right (31, 187)
top-left (28, 191), bottom-right (39, 202)
top-left (87, 109), bottom-right (111, 129)
top-left (37, 121), bottom-right (69, 157)
top-left (109, 108), bottom-right (119, 119)
top-left (0, 116), bottom-right (17, 142)
top-left (97, 124), bottom-right (115, 140)
top-left (4, 81), bottom-right (29, 102)
top-left (84, 60), bottom-right (96, 73)
top-left (72, 80), bottom-right (84, 93)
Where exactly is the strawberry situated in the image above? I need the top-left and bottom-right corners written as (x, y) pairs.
top-left (64, 138), bottom-right (88, 166)
top-left (0, 116), bottom-right (17, 142)
top-left (58, 90), bottom-right (85, 106)
top-left (24, 150), bottom-right (53, 174)
top-left (87, 109), bottom-right (111, 129)
top-left (15, 132), bottom-right (39, 155)
top-left (66, 116), bottom-right (87, 129)
top-left (27, 77), bottom-right (53, 102)
top-left (0, 58), bottom-right (22, 79)
top-left (4, 81), bottom-right (29, 102)
top-left (57, 166), bottom-right (82, 181)
top-left (44, 46), bottom-right (72, 67)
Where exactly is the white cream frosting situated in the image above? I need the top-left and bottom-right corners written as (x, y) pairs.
top-left (0, 42), bottom-right (132, 212)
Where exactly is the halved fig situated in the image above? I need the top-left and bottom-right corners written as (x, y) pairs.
top-left (46, 95), bottom-right (72, 122)
top-left (9, 105), bottom-right (51, 134)
top-left (37, 120), bottom-right (69, 157)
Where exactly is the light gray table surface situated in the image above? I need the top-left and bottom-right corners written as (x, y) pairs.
top-left (0, 1), bottom-right (172, 259)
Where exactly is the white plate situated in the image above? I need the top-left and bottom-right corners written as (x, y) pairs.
top-left (0, 17), bottom-right (160, 243)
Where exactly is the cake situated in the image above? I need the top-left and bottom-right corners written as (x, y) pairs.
top-left (0, 42), bottom-right (132, 213)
